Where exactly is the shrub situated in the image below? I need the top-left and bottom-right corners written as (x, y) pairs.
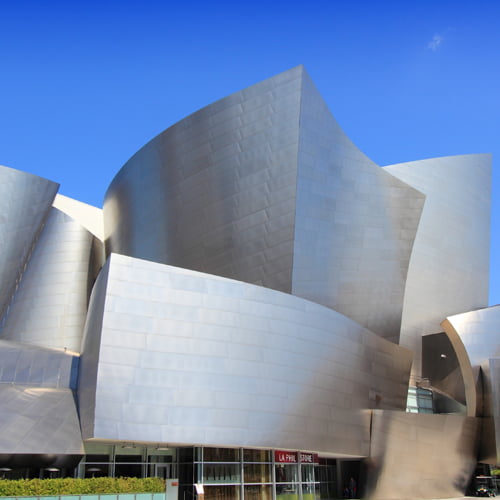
top-left (0, 477), bottom-right (166, 497)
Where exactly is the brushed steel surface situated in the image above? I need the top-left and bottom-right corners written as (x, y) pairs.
top-left (292, 71), bottom-right (425, 342)
top-left (104, 66), bottom-right (302, 295)
top-left (443, 306), bottom-right (500, 462)
top-left (103, 66), bottom-right (425, 343)
top-left (0, 165), bottom-right (59, 326)
top-left (0, 67), bottom-right (494, 496)
top-left (384, 155), bottom-right (491, 379)
top-left (422, 332), bottom-right (467, 407)
top-left (0, 207), bottom-right (102, 352)
top-left (79, 253), bottom-right (412, 457)
top-left (366, 411), bottom-right (480, 499)
top-left (0, 385), bottom-right (83, 454)
top-left (0, 339), bottom-right (77, 388)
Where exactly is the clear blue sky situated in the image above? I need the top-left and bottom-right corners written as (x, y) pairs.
top-left (1, 1), bottom-right (499, 304)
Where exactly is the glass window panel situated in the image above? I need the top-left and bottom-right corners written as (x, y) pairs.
top-left (301, 464), bottom-right (315, 483)
top-left (275, 464), bottom-right (298, 483)
top-left (204, 448), bottom-right (240, 462)
top-left (302, 483), bottom-right (321, 500)
top-left (244, 463), bottom-right (271, 483)
top-left (204, 485), bottom-right (240, 500)
top-left (85, 455), bottom-right (110, 463)
top-left (114, 463), bottom-right (142, 478)
top-left (85, 465), bottom-right (108, 477)
top-left (178, 447), bottom-right (194, 462)
top-left (116, 454), bottom-right (142, 463)
top-left (203, 464), bottom-right (240, 484)
top-left (243, 449), bottom-right (270, 462)
top-left (244, 484), bottom-right (272, 500)
top-left (315, 464), bottom-right (336, 483)
top-left (276, 483), bottom-right (298, 499)
top-left (148, 454), bottom-right (174, 463)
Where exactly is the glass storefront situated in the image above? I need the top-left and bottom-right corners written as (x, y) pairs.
top-left (79, 444), bottom-right (336, 499)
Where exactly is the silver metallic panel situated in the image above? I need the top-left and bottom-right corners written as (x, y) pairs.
top-left (104, 67), bottom-right (302, 294)
top-left (422, 332), bottom-right (467, 408)
top-left (0, 339), bottom-right (77, 388)
top-left (366, 410), bottom-right (479, 499)
top-left (103, 67), bottom-right (426, 344)
top-left (0, 385), bottom-right (83, 454)
top-left (443, 305), bottom-right (500, 462)
top-left (0, 207), bottom-right (103, 352)
top-left (292, 72), bottom-right (425, 342)
top-left (79, 253), bottom-right (412, 457)
top-left (384, 154), bottom-right (491, 379)
top-left (0, 165), bottom-right (59, 325)
top-left (78, 258), bottom-right (110, 441)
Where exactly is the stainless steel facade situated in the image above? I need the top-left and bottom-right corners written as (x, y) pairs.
top-left (103, 66), bottom-right (426, 344)
top-left (442, 306), bottom-right (500, 463)
top-left (0, 67), bottom-right (495, 498)
top-left (78, 253), bottom-right (411, 457)
top-left (384, 155), bottom-right (491, 381)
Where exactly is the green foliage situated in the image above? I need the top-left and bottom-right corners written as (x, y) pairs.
top-left (491, 468), bottom-right (500, 476)
top-left (0, 477), bottom-right (166, 497)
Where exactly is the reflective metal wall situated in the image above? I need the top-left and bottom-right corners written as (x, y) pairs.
top-left (0, 207), bottom-right (101, 352)
top-left (79, 253), bottom-right (412, 457)
top-left (104, 66), bottom-right (302, 294)
top-left (0, 67), bottom-right (494, 496)
top-left (0, 165), bottom-right (59, 325)
top-left (366, 410), bottom-right (480, 499)
top-left (443, 305), bottom-right (500, 462)
top-left (0, 340), bottom-right (82, 456)
top-left (103, 67), bottom-right (425, 344)
top-left (384, 154), bottom-right (491, 379)
top-left (0, 339), bottom-right (77, 388)
top-left (292, 71), bottom-right (425, 342)
top-left (0, 385), bottom-right (83, 455)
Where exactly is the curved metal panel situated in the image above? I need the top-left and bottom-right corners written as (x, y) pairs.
top-left (421, 331), bottom-right (468, 409)
top-left (0, 165), bottom-right (59, 325)
top-left (0, 207), bottom-right (103, 352)
top-left (78, 257), bottom-right (110, 441)
top-left (103, 67), bottom-right (426, 344)
top-left (0, 339), bottom-right (77, 388)
top-left (292, 72), bottom-right (425, 342)
top-left (384, 154), bottom-right (491, 378)
top-left (80, 253), bottom-right (412, 457)
top-left (366, 411), bottom-right (479, 499)
top-left (0, 385), bottom-right (83, 455)
top-left (104, 66), bottom-right (303, 294)
top-left (443, 305), bottom-right (500, 462)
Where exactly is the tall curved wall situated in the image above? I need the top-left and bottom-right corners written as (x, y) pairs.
top-left (292, 71), bottom-right (425, 342)
top-left (443, 305), bottom-right (500, 462)
top-left (79, 253), bottom-right (412, 456)
top-left (384, 154), bottom-right (491, 378)
top-left (104, 67), bottom-right (425, 342)
top-left (104, 66), bottom-right (303, 294)
top-left (0, 165), bottom-right (59, 326)
top-left (367, 411), bottom-right (479, 499)
top-left (0, 207), bottom-right (102, 352)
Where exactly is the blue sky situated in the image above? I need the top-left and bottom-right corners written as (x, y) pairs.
top-left (1, 1), bottom-right (499, 303)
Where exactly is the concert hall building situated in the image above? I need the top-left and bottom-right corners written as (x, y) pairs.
top-left (0, 66), bottom-right (496, 500)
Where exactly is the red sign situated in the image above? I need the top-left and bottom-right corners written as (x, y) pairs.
top-left (299, 452), bottom-right (319, 464)
top-left (275, 450), bottom-right (298, 463)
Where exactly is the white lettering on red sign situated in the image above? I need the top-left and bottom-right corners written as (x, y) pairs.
top-left (299, 452), bottom-right (319, 463)
top-left (274, 450), bottom-right (297, 463)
